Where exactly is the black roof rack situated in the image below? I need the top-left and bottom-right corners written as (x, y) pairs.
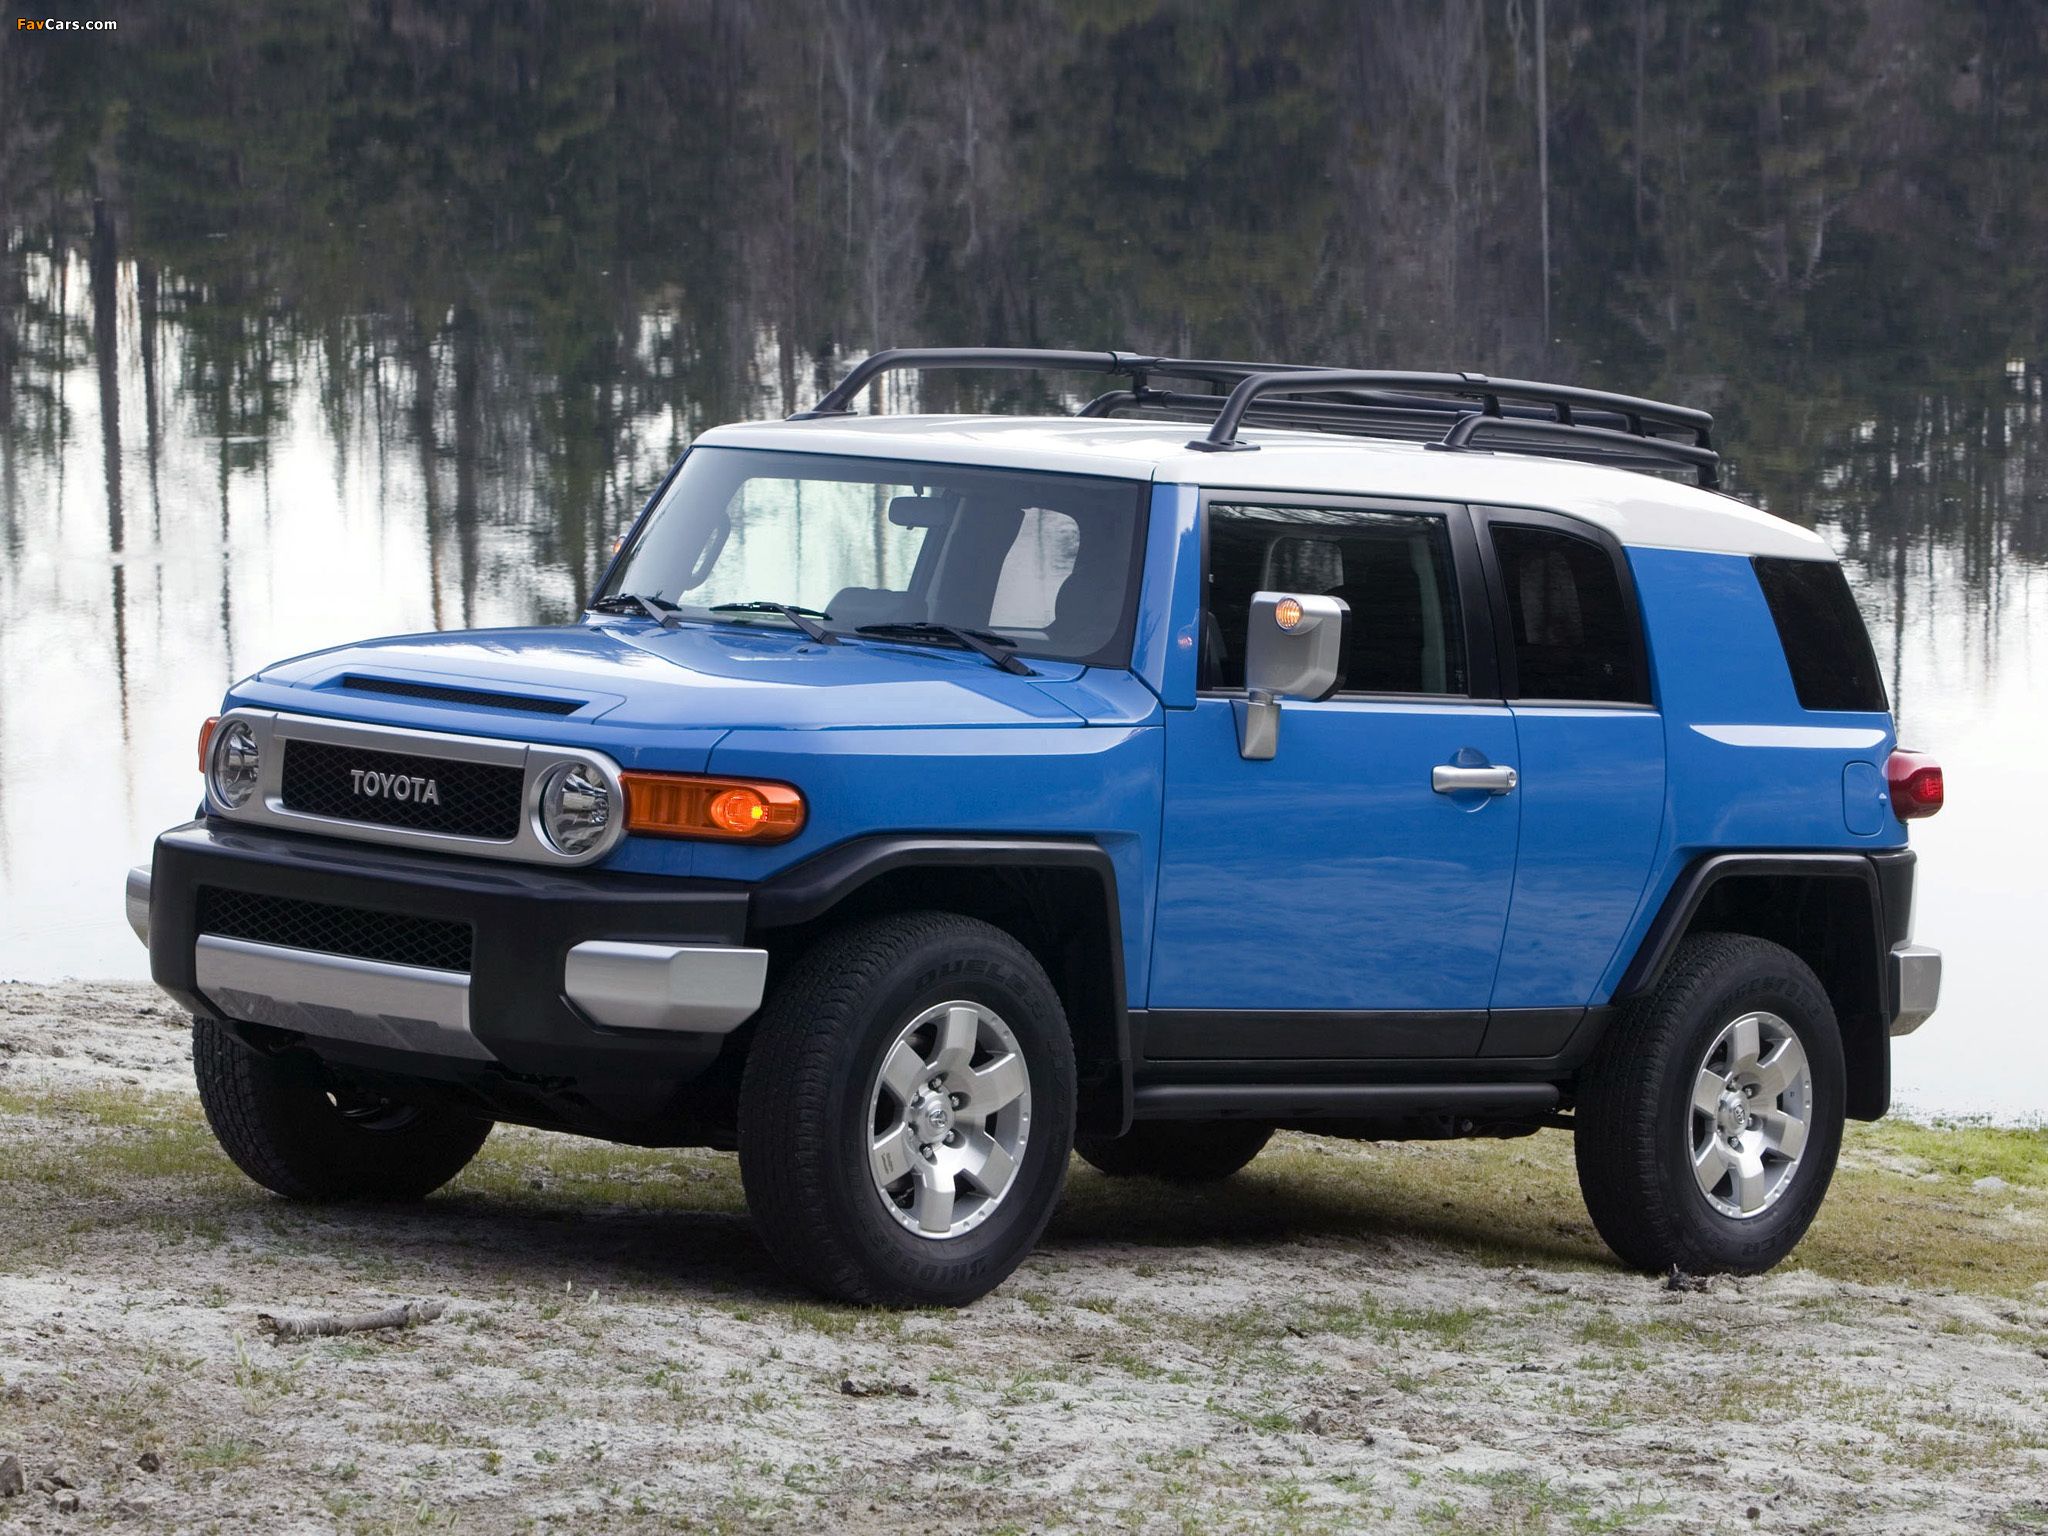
top-left (793, 347), bottom-right (1719, 488)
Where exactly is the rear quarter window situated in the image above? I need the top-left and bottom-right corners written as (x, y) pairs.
top-left (1751, 557), bottom-right (1888, 713)
top-left (1490, 524), bottom-right (1647, 703)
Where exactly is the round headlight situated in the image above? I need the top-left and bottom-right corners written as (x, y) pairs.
top-left (210, 720), bottom-right (261, 809)
top-left (537, 762), bottom-right (612, 856)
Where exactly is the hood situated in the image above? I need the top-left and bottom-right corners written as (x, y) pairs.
top-left (242, 620), bottom-right (1099, 731)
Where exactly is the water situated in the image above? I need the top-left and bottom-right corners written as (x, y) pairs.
top-left (2, 3), bottom-right (2042, 1117)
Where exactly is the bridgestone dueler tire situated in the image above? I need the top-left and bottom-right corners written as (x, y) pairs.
top-left (1075, 1122), bottom-right (1273, 1183)
top-left (193, 1018), bottom-right (492, 1202)
top-left (737, 912), bottom-right (1076, 1307)
top-left (1574, 933), bottom-right (1846, 1275)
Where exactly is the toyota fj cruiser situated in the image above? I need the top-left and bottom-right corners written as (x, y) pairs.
top-left (130, 350), bottom-right (1944, 1306)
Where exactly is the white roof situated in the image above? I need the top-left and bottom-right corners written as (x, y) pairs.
top-left (698, 415), bottom-right (1832, 561)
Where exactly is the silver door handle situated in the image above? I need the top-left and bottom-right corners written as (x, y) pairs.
top-left (1432, 764), bottom-right (1518, 795)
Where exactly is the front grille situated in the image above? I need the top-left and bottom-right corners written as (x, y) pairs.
top-left (338, 675), bottom-right (584, 716)
top-left (199, 888), bottom-right (473, 974)
top-left (280, 739), bottom-right (524, 839)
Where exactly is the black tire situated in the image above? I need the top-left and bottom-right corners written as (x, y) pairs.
top-left (1575, 933), bottom-right (1846, 1275)
top-left (1076, 1121), bottom-right (1273, 1183)
top-left (737, 912), bottom-right (1077, 1307)
top-left (193, 1018), bottom-right (492, 1202)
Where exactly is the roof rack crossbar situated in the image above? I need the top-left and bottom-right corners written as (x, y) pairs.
top-left (1429, 413), bottom-right (1721, 485)
top-left (796, 348), bottom-right (1719, 487)
top-left (792, 348), bottom-right (1163, 419)
top-left (1085, 386), bottom-right (1633, 440)
top-left (1189, 368), bottom-right (1710, 446)
top-left (796, 349), bottom-right (1343, 419)
top-left (1186, 368), bottom-right (1717, 486)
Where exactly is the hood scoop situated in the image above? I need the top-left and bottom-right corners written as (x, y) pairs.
top-left (335, 674), bottom-right (587, 716)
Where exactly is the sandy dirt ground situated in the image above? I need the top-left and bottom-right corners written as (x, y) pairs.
top-left (1, 981), bottom-right (2044, 1534)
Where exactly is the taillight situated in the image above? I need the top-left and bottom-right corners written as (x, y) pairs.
top-left (197, 715), bottom-right (220, 773)
top-left (1887, 749), bottom-right (1943, 820)
top-left (620, 771), bottom-right (806, 843)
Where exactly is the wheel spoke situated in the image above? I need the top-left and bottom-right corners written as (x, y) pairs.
top-left (870, 1127), bottom-right (916, 1190)
top-left (1692, 1137), bottom-right (1734, 1200)
top-left (879, 1040), bottom-right (926, 1106)
top-left (966, 1052), bottom-right (1027, 1115)
top-left (1751, 1038), bottom-right (1806, 1101)
top-left (1731, 1154), bottom-right (1769, 1213)
top-left (1692, 1068), bottom-right (1727, 1118)
top-left (1756, 1106), bottom-right (1808, 1162)
top-left (912, 1168), bottom-right (957, 1234)
top-left (1726, 1014), bottom-right (1762, 1073)
top-left (961, 1129), bottom-right (1016, 1199)
top-left (933, 1005), bottom-right (979, 1077)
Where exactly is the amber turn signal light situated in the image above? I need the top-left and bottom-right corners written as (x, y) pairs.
top-left (197, 715), bottom-right (220, 773)
top-left (621, 771), bottom-right (806, 843)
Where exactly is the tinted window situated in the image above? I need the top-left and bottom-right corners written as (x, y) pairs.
top-left (1492, 524), bottom-right (1646, 702)
top-left (1753, 557), bottom-right (1888, 712)
top-left (1203, 504), bottom-right (1466, 694)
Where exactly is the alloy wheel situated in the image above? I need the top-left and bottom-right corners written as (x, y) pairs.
top-left (1688, 1009), bottom-right (1812, 1219)
top-left (866, 1000), bottom-right (1032, 1239)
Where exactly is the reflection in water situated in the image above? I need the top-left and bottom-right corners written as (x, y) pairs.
top-left (2, 2), bottom-right (2042, 1114)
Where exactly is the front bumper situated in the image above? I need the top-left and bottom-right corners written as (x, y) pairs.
top-left (133, 821), bottom-right (766, 1076)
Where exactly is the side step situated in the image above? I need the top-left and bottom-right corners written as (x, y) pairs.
top-left (1131, 1081), bottom-right (1560, 1121)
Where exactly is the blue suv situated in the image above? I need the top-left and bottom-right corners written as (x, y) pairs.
top-left (129, 350), bottom-right (1944, 1305)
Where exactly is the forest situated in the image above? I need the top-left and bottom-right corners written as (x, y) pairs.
top-left (3, 0), bottom-right (2043, 610)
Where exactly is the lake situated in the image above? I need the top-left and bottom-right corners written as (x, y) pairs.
top-left (2, 2), bottom-right (2041, 1117)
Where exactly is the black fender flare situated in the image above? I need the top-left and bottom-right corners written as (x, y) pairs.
top-left (749, 834), bottom-right (1133, 1132)
top-left (1613, 847), bottom-right (1914, 1121)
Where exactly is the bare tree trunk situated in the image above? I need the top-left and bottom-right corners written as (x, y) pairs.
top-left (1535, 0), bottom-right (1550, 353)
top-left (1633, 0), bottom-right (1647, 243)
top-left (90, 196), bottom-right (131, 732)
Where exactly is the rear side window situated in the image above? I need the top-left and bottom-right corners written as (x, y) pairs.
top-left (1752, 557), bottom-right (1888, 712)
top-left (1203, 504), bottom-right (1467, 694)
top-left (1491, 524), bottom-right (1647, 703)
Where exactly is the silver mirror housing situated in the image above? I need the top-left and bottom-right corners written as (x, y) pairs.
top-left (1237, 591), bottom-right (1349, 760)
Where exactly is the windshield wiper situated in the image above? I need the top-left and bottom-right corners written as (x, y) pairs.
top-left (709, 601), bottom-right (838, 644)
top-left (588, 592), bottom-right (680, 626)
top-left (854, 621), bottom-right (1037, 676)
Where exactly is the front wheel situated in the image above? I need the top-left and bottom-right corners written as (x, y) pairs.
top-left (737, 913), bottom-right (1076, 1307)
top-left (1574, 933), bottom-right (1846, 1275)
top-left (193, 1018), bottom-right (492, 1201)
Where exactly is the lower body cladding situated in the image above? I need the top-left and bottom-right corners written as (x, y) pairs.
top-left (138, 821), bottom-right (768, 1143)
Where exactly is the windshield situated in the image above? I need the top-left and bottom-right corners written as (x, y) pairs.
top-left (600, 448), bottom-right (1150, 667)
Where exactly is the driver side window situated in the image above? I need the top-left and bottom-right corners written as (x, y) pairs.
top-left (1201, 503), bottom-right (1468, 695)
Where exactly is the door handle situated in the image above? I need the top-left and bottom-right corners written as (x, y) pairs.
top-left (1432, 764), bottom-right (1518, 795)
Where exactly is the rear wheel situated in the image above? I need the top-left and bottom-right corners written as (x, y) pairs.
top-left (1574, 933), bottom-right (1845, 1275)
top-left (1076, 1121), bottom-right (1272, 1183)
top-left (738, 913), bottom-right (1076, 1306)
top-left (192, 1018), bottom-right (491, 1201)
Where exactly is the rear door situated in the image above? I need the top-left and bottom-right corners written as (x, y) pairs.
top-left (1147, 496), bottom-right (1520, 1056)
top-left (1477, 510), bottom-right (1667, 1038)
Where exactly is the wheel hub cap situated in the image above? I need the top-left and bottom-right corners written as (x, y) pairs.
top-left (1688, 1009), bottom-right (1813, 1220)
top-left (912, 1090), bottom-right (954, 1144)
top-left (865, 1001), bottom-right (1032, 1241)
top-left (1714, 1089), bottom-right (1749, 1142)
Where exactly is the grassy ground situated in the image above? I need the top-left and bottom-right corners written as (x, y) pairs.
top-left (1, 987), bottom-right (2045, 1533)
top-left (5, 1080), bottom-right (2045, 1297)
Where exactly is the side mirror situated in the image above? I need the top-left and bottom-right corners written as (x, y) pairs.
top-left (1237, 591), bottom-right (1348, 760)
